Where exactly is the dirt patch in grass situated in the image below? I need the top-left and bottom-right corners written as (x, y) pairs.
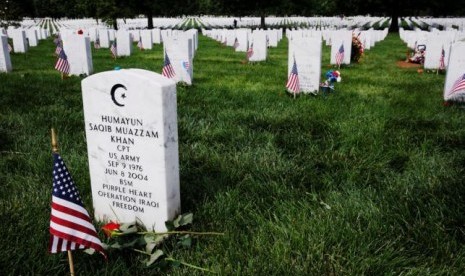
top-left (396, 60), bottom-right (421, 68)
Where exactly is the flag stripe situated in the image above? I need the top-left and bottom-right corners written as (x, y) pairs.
top-left (50, 228), bottom-right (104, 252)
top-left (50, 221), bottom-right (104, 245)
top-left (51, 206), bottom-right (95, 230)
top-left (52, 197), bottom-right (90, 218)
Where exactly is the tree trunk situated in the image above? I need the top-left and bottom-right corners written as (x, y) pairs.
top-left (260, 14), bottom-right (266, 29)
top-left (113, 17), bottom-right (118, 30)
top-left (147, 11), bottom-right (153, 29)
top-left (389, 14), bottom-right (399, 33)
top-left (388, 1), bottom-right (399, 33)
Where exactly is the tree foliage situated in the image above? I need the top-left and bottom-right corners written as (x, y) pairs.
top-left (1, 0), bottom-right (464, 24)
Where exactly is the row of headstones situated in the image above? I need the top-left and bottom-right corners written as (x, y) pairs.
top-left (203, 28), bottom-right (282, 56)
top-left (57, 28), bottom-right (197, 83)
top-left (200, 16), bottom-right (389, 29)
top-left (398, 27), bottom-right (465, 102)
top-left (419, 17), bottom-right (465, 31)
top-left (79, 18), bottom-right (390, 231)
top-left (0, 25), bottom-right (53, 72)
top-left (0, 25), bottom-right (197, 86)
top-left (399, 28), bottom-right (465, 70)
top-left (287, 28), bottom-right (388, 94)
top-left (57, 17), bottom-right (183, 30)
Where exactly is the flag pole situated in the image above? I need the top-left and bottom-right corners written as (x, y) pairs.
top-left (50, 128), bottom-right (76, 276)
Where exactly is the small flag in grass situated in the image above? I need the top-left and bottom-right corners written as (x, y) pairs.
top-left (448, 73), bottom-right (465, 97)
top-left (94, 37), bottom-right (100, 49)
top-left (162, 52), bottom-right (176, 79)
top-left (335, 43), bottom-right (344, 67)
top-left (233, 38), bottom-right (239, 50)
top-left (49, 153), bottom-right (106, 257)
top-left (110, 41), bottom-right (117, 59)
top-left (286, 57), bottom-right (300, 94)
top-left (55, 50), bottom-right (70, 75)
top-left (137, 37), bottom-right (143, 50)
top-left (246, 43), bottom-right (254, 60)
top-left (439, 47), bottom-right (445, 70)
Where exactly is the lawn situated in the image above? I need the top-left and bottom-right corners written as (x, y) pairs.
top-left (1, 31), bottom-right (465, 275)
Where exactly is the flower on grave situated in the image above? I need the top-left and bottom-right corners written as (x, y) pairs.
top-left (351, 33), bottom-right (364, 63)
top-left (93, 213), bottom-right (222, 271)
top-left (101, 221), bottom-right (121, 238)
top-left (321, 70), bottom-right (342, 87)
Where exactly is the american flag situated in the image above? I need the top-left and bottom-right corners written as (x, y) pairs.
top-left (49, 153), bottom-right (106, 257)
top-left (8, 43), bottom-right (12, 53)
top-left (55, 49), bottom-right (70, 75)
top-left (233, 38), bottom-right (239, 49)
top-left (55, 44), bottom-right (63, 56)
top-left (137, 37), bottom-right (143, 50)
top-left (94, 37), bottom-right (100, 49)
top-left (286, 57), bottom-right (300, 94)
top-left (448, 74), bottom-right (465, 96)
top-left (162, 52), bottom-right (176, 79)
top-left (335, 43), bottom-right (344, 66)
top-left (110, 41), bottom-right (117, 59)
top-left (182, 61), bottom-right (190, 70)
top-left (246, 43), bottom-right (254, 60)
top-left (439, 47), bottom-right (445, 70)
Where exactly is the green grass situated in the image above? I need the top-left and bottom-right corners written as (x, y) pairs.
top-left (1, 33), bottom-right (465, 275)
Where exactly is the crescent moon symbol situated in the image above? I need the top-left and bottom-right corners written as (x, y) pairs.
top-left (110, 84), bottom-right (127, 107)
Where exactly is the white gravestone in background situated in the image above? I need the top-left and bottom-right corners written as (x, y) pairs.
top-left (82, 69), bottom-right (181, 231)
top-left (116, 30), bottom-right (132, 57)
top-left (109, 30), bottom-right (116, 41)
top-left (444, 42), bottom-right (465, 102)
top-left (11, 29), bottom-right (28, 53)
top-left (152, 29), bottom-right (161, 44)
top-left (164, 36), bottom-right (193, 85)
top-left (249, 31), bottom-right (267, 62)
top-left (99, 29), bottom-right (110, 48)
top-left (235, 29), bottom-right (248, 52)
top-left (0, 35), bottom-right (12, 72)
top-left (330, 30), bottom-right (352, 65)
top-left (26, 29), bottom-right (38, 47)
top-left (63, 34), bottom-right (93, 76)
top-left (424, 38), bottom-right (451, 70)
top-left (140, 30), bottom-right (153, 50)
top-left (288, 36), bottom-right (321, 94)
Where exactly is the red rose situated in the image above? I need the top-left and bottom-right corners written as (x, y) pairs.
top-left (102, 222), bottom-right (121, 238)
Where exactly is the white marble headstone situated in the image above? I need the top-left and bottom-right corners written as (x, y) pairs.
top-left (330, 30), bottom-right (352, 65)
top-left (140, 30), bottom-right (153, 50)
top-left (116, 30), bottom-right (132, 57)
top-left (152, 29), bottom-right (161, 44)
top-left (249, 31), bottom-right (267, 62)
top-left (235, 29), bottom-right (248, 52)
top-left (11, 29), bottom-right (28, 53)
top-left (444, 42), bottom-right (465, 102)
top-left (82, 69), bottom-right (181, 231)
top-left (424, 35), bottom-right (452, 70)
top-left (99, 29), bottom-right (110, 48)
top-left (164, 36), bottom-right (193, 85)
top-left (288, 36), bottom-right (321, 94)
top-left (26, 29), bottom-right (38, 47)
top-left (0, 35), bottom-right (12, 72)
top-left (63, 34), bottom-right (93, 76)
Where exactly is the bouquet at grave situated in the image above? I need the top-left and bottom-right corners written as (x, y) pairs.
top-left (95, 213), bottom-right (222, 272)
top-left (351, 34), bottom-right (364, 63)
top-left (320, 70), bottom-right (342, 90)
